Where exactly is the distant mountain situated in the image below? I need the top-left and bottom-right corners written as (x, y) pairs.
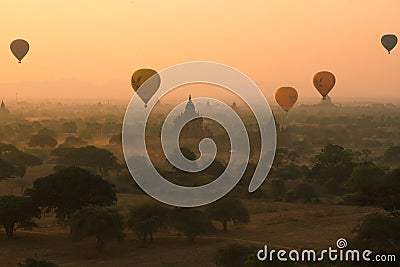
top-left (0, 79), bottom-right (131, 99)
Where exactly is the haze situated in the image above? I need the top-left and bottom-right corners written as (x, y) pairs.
top-left (0, 0), bottom-right (399, 101)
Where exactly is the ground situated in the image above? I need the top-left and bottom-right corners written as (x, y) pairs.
top-left (0, 194), bottom-right (378, 267)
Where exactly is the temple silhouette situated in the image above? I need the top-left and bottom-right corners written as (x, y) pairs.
top-left (174, 95), bottom-right (212, 140)
top-left (0, 100), bottom-right (10, 116)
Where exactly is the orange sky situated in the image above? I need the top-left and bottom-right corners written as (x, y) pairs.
top-left (0, 1), bottom-right (399, 101)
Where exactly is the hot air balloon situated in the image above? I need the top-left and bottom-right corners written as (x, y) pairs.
top-left (131, 69), bottom-right (161, 107)
top-left (381, 34), bottom-right (398, 54)
top-left (313, 71), bottom-right (336, 99)
top-left (10, 39), bottom-right (29, 63)
top-left (275, 86), bottom-right (298, 113)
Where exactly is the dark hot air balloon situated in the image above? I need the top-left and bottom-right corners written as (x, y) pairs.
top-left (10, 39), bottom-right (30, 63)
top-left (381, 34), bottom-right (398, 54)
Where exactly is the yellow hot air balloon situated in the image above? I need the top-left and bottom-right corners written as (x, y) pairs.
top-left (131, 69), bottom-right (161, 107)
top-left (10, 39), bottom-right (30, 63)
top-left (275, 87), bottom-right (298, 112)
top-left (313, 71), bottom-right (335, 99)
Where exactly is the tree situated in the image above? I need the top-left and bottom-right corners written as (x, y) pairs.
top-left (207, 198), bottom-right (250, 231)
top-left (85, 122), bottom-right (102, 137)
top-left (273, 149), bottom-right (299, 166)
top-left (170, 147), bottom-right (197, 172)
top-left (0, 195), bottom-right (40, 238)
top-left (347, 163), bottom-right (385, 197)
top-left (29, 134), bottom-right (57, 148)
top-left (361, 148), bottom-right (372, 161)
top-left (38, 128), bottom-right (58, 139)
top-left (0, 158), bottom-right (16, 179)
top-left (293, 183), bottom-right (318, 203)
top-left (266, 179), bottom-right (286, 201)
top-left (346, 165), bottom-right (400, 212)
top-left (70, 205), bottom-right (124, 253)
top-left (383, 146), bottom-right (400, 168)
top-left (109, 133), bottom-right (122, 145)
top-left (62, 121), bottom-right (77, 134)
top-left (310, 144), bottom-right (355, 185)
top-left (19, 257), bottom-right (59, 267)
top-left (102, 122), bottom-right (121, 138)
top-left (16, 124), bottom-right (34, 141)
top-left (0, 146), bottom-right (43, 192)
top-left (26, 167), bottom-right (116, 221)
top-left (51, 146), bottom-right (119, 175)
top-left (353, 213), bottom-right (400, 254)
top-left (180, 147), bottom-right (197, 160)
top-left (272, 163), bottom-right (308, 180)
top-left (204, 160), bottom-right (226, 176)
top-left (0, 143), bottom-right (19, 154)
top-left (216, 244), bottom-right (256, 267)
top-left (127, 203), bottom-right (170, 247)
top-left (60, 136), bottom-right (87, 148)
top-left (379, 169), bottom-right (400, 212)
top-left (172, 209), bottom-right (216, 242)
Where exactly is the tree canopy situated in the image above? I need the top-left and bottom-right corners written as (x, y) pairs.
top-left (70, 205), bottom-right (124, 253)
top-left (0, 158), bottom-right (16, 179)
top-left (207, 198), bottom-right (250, 231)
top-left (0, 195), bottom-right (40, 238)
top-left (26, 167), bottom-right (116, 221)
top-left (0, 143), bottom-right (42, 193)
top-left (346, 166), bottom-right (400, 212)
top-left (29, 134), bottom-right (57, 148)
top-left (127, 203), bottom-right (170, 247)
top-left (310, 144), bottom-right (355, 185)
top-left (51, 146), bottom-right (119, 175)
top-left (383, 146), bottom-right (400, 168)
top-left (172, 209), bottom-right (216, 242)
top-left (353, 213), bottom-right (400, 254)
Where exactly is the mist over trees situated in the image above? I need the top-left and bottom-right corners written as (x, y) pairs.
top-left (2, 102), bottom-right (400, 264)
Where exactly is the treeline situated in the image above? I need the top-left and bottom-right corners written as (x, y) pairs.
top-left (236, 144), bottom-right (400, 211)
top-left (0, 118), bottom-right (122, 147)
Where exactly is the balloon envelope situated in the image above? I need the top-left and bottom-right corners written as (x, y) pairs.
top-left (381, 34), bottom-right (398, 54)
top-left (275, 87), bottom-right (298, 112)
top-left (131, 69), bottom-right (161, 106)
top-left (10, 39), bottom-right (29, 63)
top-left (313, 71), bottom-right (336, 98)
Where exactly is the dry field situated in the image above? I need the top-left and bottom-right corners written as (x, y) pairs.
top-left (0, 193), bottom-right (379, 267)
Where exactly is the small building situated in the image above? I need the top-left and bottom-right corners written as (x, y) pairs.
top-left (319, 96), bottom-right (336, 107)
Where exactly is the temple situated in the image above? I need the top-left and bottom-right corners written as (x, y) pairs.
top-left (174, 95), bottom-right (212, 140)
top-left (0, 100), bottom-right (10, 115)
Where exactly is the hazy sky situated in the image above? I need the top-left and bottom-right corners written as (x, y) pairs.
top-left (0, 1), bottom-right (399, 101)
